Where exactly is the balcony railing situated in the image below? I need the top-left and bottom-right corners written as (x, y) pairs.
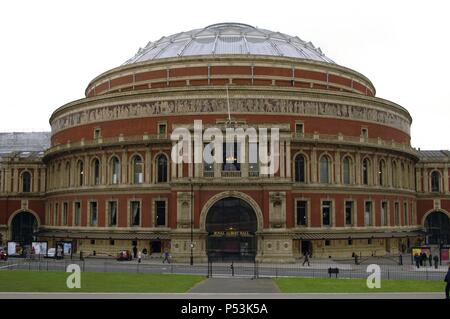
top-left (221, 170), bottom-right (242, 178)
top-left (248, 171), bottom-right (260, 177)
top-left (46, 133), bottom-right (170, 156)
top-left (203, 171), bottom-right (214, 178)
top-left (292, 132), bottom-right (417, 155)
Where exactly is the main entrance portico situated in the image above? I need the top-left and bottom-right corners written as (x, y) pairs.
top-left (206, 197), bottom-right (258, 261)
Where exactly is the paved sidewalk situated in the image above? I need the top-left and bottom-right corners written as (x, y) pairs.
top-left (0, 292), bottom-right (444, 299)
top-left (188, 278), bottom-right (280, 293)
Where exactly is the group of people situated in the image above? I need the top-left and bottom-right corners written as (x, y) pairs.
top-left (132, 246), bottom-right (171, 264)
top-left (413, 251), bottom-right (440, 269)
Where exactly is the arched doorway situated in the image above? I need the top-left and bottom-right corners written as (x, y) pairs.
top-left (10, 211), bottom-right (38, 244)
top-left (206, 197), bottom-right (257, 261)
top-left (424, 211), bottom-right (450, 245)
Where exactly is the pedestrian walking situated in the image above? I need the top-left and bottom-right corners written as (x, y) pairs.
top-left (302, 252), bottom-right (310, 266)
top-left (433, 255), bottom-right (439, 269)
top-left (163, 250), bottom-right (170, 264)
top-left (132, 245), bottom-right (138, 259)
top-left (428, 254), bottom-right (432, 267)
top-left (137, 250), bottom-right (142, 263)
top-left (445, 264), bottom-right (450, 300)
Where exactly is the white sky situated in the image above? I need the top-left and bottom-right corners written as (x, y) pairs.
top-left (1, 0), bottom-right (449, 150)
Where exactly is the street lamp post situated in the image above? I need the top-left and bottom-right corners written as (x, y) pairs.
top-left (190, 178), bottom-right (194, 266)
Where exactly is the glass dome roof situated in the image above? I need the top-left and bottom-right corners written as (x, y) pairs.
top-left (124, 23), bottom-right (335, 65)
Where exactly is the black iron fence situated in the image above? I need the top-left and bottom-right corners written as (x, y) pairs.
top-left (0, 257), bottom-right (447, 282)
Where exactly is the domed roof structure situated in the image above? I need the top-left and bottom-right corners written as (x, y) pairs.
top-left (124, 23), bottom-right (335, 65)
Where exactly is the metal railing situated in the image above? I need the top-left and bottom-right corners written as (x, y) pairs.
top-left (1, 257), bottom-right (446, 281)
top-left (291, 132), bottom-right (417, 155)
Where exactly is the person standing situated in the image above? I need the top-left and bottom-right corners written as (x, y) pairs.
top-left (132, 245), bottom-right (138, 259)
top-left (137, 250), bottom-right (142, 263)
top-left (433, 255), bottom-right (439, 269)
top-left (414, 253), bottom-right (420, 269)
top-left (445, 264), bottom-right (450, 300)
top-left (428, 254), bottom-right (432, 267)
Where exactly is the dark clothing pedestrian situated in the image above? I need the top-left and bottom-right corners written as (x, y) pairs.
top-left (421, 252), bottom-right (427, 266)
top-left (163, 251), bottom-right (170, 264)
top-left (445, 267), bottom-right (450, 300)
top-left (302, 253), bottom-right (310, 266)
top-left (132, 246), bottom-right (138, 259)
top-left (414, 254), bottom-right (420, 268)
top-left (428, 254), bottom-right (432, 267)
top-left (433, 255), bottom-right (439, 269)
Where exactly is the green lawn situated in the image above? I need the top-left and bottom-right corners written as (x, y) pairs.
top-left (274, 277), bottom-right (445, 293)
top-left (0, 271), bottom-right (204, 293)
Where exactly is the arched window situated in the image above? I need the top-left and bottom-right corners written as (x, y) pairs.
top-left (92, 158), bottom-right (100, 185)
top-left (77, 160), bottom-right (84, 186)
top-left (362, 158), bottom-right (370, 185)
top-left (294, 154), bottom-right (306, 182)
top-left (431, 171), bottom-right (440, 193)
top-left (319, 155), bottom-right (330, 184)
top-left (157, 154), bottom-right (168, 183)
top-left (132, 155), bottom-right (143, 184)
top-left (110, 156), bottom-right (120, 184)
top-left (22, 171), bottom-right (31, 193)
top-left (342, 157), bottom-right (351, 185)
top-left (379, 160), bottom-right (385, 186)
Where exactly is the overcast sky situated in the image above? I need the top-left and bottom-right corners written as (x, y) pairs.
top-left (1, 0), bottom-right (449, 150)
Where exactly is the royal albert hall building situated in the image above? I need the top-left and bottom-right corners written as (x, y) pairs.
top-left (1, 23), bottom-right (449, 262)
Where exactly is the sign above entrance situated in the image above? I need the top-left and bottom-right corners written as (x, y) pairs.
top-left (210, 231), bottom-right (254, 238)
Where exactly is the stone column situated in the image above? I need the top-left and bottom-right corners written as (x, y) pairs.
top-left (373, 154), bottom-right (378, 186)
top-left (311, 148), bottom-right (317, 183)
top-left (40, 168), bottom-right (46, 192)
top-left (171, 143), bottom-right (177, 180)
top-left (84, 155), bottom-right (89, 186)
top-left (101, 153), bottom-right (107, 185)
top-left (33, 168), bottom-right (39, 193)
top-left (145, 149), bottom-right (151, 183)
top-left (334, 150), bottom-right (341, 185)
top-left (279, 140), bottom-right (285, 178)
top-left (242, 140), bottom-right (249, 178)
top-left (121, 151), bottom-right (128, 184)
top-left (285, 140), bottom-right (291, 178)
top-left (13, 168), bottom-right (18, 193)
top-left (444, 165), bottom-right (449, 193)
top-left (5, 169), bottom-right (11, 192)
top-left (355, 152), bottom-right (361, 185)
top-left (415, 167), bottom-right (421, 192)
